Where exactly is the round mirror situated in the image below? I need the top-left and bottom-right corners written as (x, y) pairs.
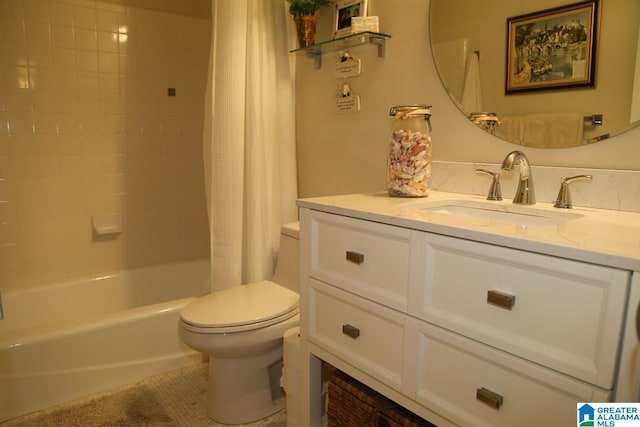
top-left (430, 0), bottom-right (640, 148)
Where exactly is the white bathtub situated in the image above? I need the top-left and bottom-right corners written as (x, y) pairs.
top-left (0, 259), bottom-right (210, 422)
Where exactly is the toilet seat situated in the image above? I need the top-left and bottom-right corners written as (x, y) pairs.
top-left (180, 280), bottom-right (299, 334)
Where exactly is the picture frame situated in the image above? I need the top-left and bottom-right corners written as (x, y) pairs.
top-left (333, 0), bottom-right (368, 39)
top-left (505, 0), bottom-right (600, 94)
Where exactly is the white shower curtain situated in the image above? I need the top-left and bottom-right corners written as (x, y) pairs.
top-left (203, 0), bottom-right (298, 291)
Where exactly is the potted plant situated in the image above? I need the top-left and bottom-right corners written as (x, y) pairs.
top-left (287, 0), bottom-right (333, 48)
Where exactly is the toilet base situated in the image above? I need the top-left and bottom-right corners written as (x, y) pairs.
top-left (207, 345), bottom-right (285, 424)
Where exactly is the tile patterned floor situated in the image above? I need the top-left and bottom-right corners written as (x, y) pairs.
top-left (3, 362), bottom-right (287, 427)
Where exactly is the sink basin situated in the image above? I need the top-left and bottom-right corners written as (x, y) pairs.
top-left (404, 200), bottom-right (582, 227)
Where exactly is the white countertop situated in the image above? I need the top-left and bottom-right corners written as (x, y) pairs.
top-left (297, 191), bottom-right (640, 271)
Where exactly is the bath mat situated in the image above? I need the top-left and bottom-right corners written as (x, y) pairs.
top-left (8, 385), bottom-right (175, 427)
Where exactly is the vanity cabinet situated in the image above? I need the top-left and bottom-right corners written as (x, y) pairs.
top-left (406, 321), bottom-right (609, 426)
top-left (310, 278), bottom-right (406, 391)
top-left (409, 232), bottom-right (628, 389)
top-left (299, 206), bottom-right (635, 427)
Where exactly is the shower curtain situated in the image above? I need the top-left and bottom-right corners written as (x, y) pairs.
top-left (203, 0), bottom-right (298, 291)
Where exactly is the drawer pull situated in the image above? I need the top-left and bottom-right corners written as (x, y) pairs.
top-left (487, 290), bottom-right (516, 310)
top-left (346, 251), bottom-right (365, 265)
top-left (342, 324), bottom-right (361, 339)
top-left (476, 387), bottom-right (503, 409)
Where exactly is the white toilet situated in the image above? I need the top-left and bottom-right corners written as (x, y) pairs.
top-left (178, 222), bottom-right (300, 425)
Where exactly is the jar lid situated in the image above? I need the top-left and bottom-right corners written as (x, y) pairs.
top-left (390, 105), bottom-right (432, 131)
top-left (469, 112), bottom-right (499, 123)
top-left (389, 104), bottom-right (432, 117)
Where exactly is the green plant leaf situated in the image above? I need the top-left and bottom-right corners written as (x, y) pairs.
top-left (287, 0), bottom-right (333, 19)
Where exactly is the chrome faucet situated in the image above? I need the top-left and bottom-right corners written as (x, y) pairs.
top-left (475, 169), bottom-right (502, 201)
top-left (554, 175), bottom-right (593, 208)
top-left (501, 150), bottom-right (535, 205)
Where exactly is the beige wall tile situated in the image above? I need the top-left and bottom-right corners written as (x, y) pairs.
top-left (0, 0), bottom-right (211, 290)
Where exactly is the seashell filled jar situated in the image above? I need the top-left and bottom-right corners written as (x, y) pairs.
top-left (387, 105), bottom-right (432, 197)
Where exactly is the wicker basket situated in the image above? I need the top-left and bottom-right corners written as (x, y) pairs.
top-left (327, 370), bottom-right (396, 427)
top-left (327, 370), bottom-right (435, 427)
top-left (379, 406), bottom-right (436, 427)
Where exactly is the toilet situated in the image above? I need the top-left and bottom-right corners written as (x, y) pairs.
top-left (178, 222), bottom-right (300, 425)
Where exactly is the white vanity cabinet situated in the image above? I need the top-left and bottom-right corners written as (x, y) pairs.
top-left (406, 321), bottom-right (609, 426)
top-left (298, 202), bottom-right (638, 427)
top-left (309, 278), bottom-right (406, 391)
top-left (409, 232), bottom-right (628, 389)
top-left (305, 211), bottom-right (412, 392)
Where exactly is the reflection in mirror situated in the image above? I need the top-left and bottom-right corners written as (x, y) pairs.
top-left (430, 0), bottom-right (640, 148)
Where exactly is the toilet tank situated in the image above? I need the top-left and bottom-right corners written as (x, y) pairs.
top-left (271, 222), bottom-right (299, 293)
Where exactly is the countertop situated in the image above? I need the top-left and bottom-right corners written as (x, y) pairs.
top-left (297, 191), bottom-right (640, 271)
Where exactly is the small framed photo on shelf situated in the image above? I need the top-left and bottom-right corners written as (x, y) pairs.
top-left (333, 0), bottom-right (368, 38)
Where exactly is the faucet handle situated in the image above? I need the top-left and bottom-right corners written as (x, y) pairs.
top-left (554, 175), bottom-right (593, 209)
top-left (476, 169), bottom-right (503, 201)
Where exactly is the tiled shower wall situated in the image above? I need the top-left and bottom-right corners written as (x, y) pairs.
top-left (0, 0), bottom-right (211, 291)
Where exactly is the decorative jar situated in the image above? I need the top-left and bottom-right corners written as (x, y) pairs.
top-left (387, 105), bottom-right (432, 197)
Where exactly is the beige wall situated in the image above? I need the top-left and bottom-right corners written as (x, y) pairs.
top-left (0, 0), bottom-right (211, 290)
top-left (295, 0), bottom-right (640, 198)
top-left (100, 0), bottom-right (211, 19)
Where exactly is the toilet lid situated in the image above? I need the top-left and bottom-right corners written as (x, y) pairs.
top-left (180, 280), bottom-right (299, 330)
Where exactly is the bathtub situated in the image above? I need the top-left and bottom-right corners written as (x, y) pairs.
top-left (0, 259), bottom-right (210, 422)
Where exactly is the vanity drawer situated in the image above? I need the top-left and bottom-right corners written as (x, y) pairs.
top-left (409, 232), bottom-right (629, 388)
top-left (308, 211), bottom-right (412, 311)
top-left (406, 320), bottom-right (610, 427)
top-left (308, 278), bottom-right (405, 391)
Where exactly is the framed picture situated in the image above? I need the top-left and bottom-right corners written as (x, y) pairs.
top-left (333, 0), bottom-right (368, 39)
top-left (505, 0), bottom-right (600, 93)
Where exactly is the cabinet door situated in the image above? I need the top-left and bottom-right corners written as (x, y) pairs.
top-left (405, 319), bottom-right (610, 427)
top-left (308, 210), bottom-right (412, 311)
top-left (409, 232), bottom-right (629, 388)
top-left (308, 278), bottom-right (406, 391)
top-left (614, 271), bottom-right (640, 402)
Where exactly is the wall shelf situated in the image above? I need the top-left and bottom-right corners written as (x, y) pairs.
top-left (290, 31), bottom-right (391, 69)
